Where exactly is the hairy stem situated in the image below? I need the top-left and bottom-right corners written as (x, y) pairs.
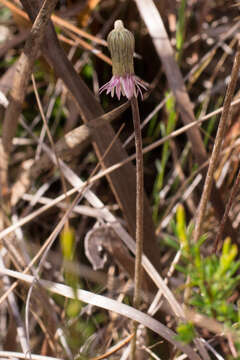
top-left (130, 96), bottom-right (144, 359)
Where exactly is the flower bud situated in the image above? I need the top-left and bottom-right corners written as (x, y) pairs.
top-left (107, 20), bottom-right (135, 76)
top-left (99, 20), bottom-right (146, 100)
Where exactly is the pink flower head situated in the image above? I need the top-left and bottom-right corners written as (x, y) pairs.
top-left (99, 20), bottom-right (147, 101)
top-left (99, 74), bottom-right (147, 100)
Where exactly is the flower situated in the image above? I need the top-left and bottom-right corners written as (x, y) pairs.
top-left (99, 74), bottom-right (147, 100)
top-left (99, 20), bottom-right (146, 100)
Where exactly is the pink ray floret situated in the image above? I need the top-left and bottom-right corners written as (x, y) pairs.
top-left (99, 74), bottom-right (147, 100)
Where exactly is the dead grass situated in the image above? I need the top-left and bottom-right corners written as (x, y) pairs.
top-left (0, 1), bottom-right (240, 359)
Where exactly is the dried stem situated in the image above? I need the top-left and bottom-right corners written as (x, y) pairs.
top-left (193, 41), bottom-right (240, 244)
top-left (31, 74), bottom-right (70, 230)
top-left (135, 0), bottom-right (236, 240)
top-left (130, 96), bottom-right (144, 359)
top-left (214, 167), bottom-right (240, 252)
top-left (2, 0), bottom-right (58, 154)
top-left (0, 0), bottom-right (58, 198)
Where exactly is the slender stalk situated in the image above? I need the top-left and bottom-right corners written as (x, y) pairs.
top-left (130, 96), bottom-right (144, 359)
top-left (213, 167), bottom-right (240, 253)
top-left (31, 74), bottom-right (70, 231)
top-left (193, 42), bottom-right (240, 244)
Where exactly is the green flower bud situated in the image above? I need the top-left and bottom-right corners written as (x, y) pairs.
top-left (107, 20), bottom-right (135, 76)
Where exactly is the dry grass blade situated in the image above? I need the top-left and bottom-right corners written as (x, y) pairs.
top-left (134, 0), bottom-right (236, 239)
top-left (5, 0), bottom-right (111, 64)
top-left (1, 97), bottom-right (240, 241)
top-left (0, 30), bottom-right (28, 57)
top-left (2, 0), bottom-right (58, 154)
top-left (0, 0), bottom-right (58, 200)
top-left (0, 120), bottom-right (184, 323)
top-left (0, 351), bottom-right (62, 360)
top-left (91, 333), bottom-right (134, 360)
top-left (31, 73), bottom-right (70, 231)
top-left (134, 0), bottom-right (206, 165)
top-left (19, 0), bottom-right (162, 280)
top-left (0, 0), bottom-right (107, 46)
top-left (0, 254), bottom-right (28, 353)
top-left (61, 29), bottom-right (111, 65)
top-left (11, 102), bottom-right (129, 205)
top-left (214, 167), bottom-right (240, 252)
top-left (1, 2), bottom-right (239, 358)
top-left (194, 41), bottom-right (240, 244)
top-left (0, 268), bottom-right (202, 360)
top-left (0, 0), bottom-right (111, 65)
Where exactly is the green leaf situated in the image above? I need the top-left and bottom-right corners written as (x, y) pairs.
top-left (175, 322), bottom-right (195, 344)
top-left (176, 205), bottom-right (188, 246)
top-left (66, 299), bottom-right (82, 318)
top-left (60, 226), bottom-right (75, 261)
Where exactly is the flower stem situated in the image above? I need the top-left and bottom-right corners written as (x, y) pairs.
top-left (130, 96), bottom-right (144, 359)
